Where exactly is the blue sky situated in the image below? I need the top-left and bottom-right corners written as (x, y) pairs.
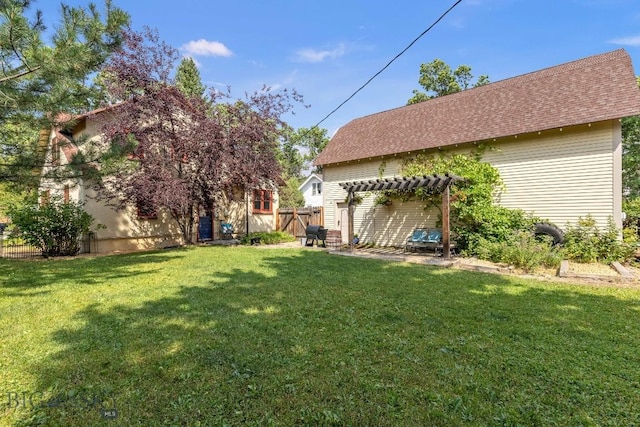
top-left (39, 0), bottom-right (640, 136)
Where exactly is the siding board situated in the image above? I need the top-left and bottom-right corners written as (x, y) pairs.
top-left (484, 122), bottom-right (615, 229)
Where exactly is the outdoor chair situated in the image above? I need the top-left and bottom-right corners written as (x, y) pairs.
top-left (405, 228), bottom-right (456, 256)
top-left (220, 222), bottom-right (234, 240)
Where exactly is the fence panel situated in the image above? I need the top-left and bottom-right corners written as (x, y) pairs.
top-left (276, 207), bottom-right (324, 237)
top-left (0, 235), bottom-right (42, 258)
top-left (0, 232), bottom-right (95, 258)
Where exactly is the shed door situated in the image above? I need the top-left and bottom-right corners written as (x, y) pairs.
top-left (336, 202), bottom-right (349, 243)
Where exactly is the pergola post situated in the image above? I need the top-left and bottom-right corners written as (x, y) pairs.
top-left (442, 185), bottom-right (451, 260)
top-left (348, 190), bottom-right (355, 253)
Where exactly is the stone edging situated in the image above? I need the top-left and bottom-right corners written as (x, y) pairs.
top-left (328, 248), bottom-right (637, 284)
top-left (558, 260), bottom-right (634, 283)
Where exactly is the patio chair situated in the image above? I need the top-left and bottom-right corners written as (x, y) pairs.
top-left (220, 222), bottom-right (234, 240)
top-left (405, 228), bottom-right (455, 256)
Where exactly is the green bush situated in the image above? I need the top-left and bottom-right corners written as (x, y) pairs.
top-left (475, 230), bottom-right (563, 272)
top-left (622, 197), bottom-right (640, 229)
top-left (457, 206), bottom-right (540, 256)
top-left (562, 215), bottom-right (635, 264)
top-left (241, 231), bottom-right (297, 245)
top-left (8, 197), bottom-right (95, 257)
top-left (400, 152), bottom-right (541, 255)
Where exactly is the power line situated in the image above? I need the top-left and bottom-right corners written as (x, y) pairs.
top-left (312, 0), bottom-right (464, 129)
top-left (2, 1), bottom-right (464, 178)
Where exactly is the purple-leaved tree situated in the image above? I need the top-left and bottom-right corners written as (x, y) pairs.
top-left (91, 27), bottom-right (303, 243)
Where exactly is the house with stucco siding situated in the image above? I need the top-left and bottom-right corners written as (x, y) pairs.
top-left (39, 110), bottom-right (279, 253)
top-left (315, 49), bottom-right (640, 246)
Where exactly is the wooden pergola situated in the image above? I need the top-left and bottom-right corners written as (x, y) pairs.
top-left (339, 174), bottom-right (464, 259)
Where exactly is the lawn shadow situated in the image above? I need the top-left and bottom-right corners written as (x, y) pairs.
top-left (8, 248), bottom-right (640, 425)
top-left (0, 248), bottom-right (189, 296)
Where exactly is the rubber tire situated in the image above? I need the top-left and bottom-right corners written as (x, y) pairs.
top-left (534, 222), bottom-right (564, 245)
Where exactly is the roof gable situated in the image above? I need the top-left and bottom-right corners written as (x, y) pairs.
top-left (316, 49), bottom-right (640, 166)
top-left (298, 173), bottom-right (322, 191)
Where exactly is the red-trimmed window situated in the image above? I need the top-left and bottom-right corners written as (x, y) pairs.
top-left (63, 185), bottom-right (70, 203)
top-left (253, 190), bottom-right (273, 214)
top-left (136, 200), bottom-right (157, 219)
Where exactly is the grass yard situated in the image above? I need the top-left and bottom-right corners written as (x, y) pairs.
top-left (1, 246), bottom-right (640, 426)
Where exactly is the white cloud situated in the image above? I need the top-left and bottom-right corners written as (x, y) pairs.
top-left (609, 35), bottom-right (640, 46)
top-left (181, 39), bottom-right (233, 57)
top-left (294, 43), bottom-right (346, 63)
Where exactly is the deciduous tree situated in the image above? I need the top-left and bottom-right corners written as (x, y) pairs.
top-left (91, 28), bottom-right (303, 244)
top-left (278, 176), bottom-right (305, 208)
top-left (277, 126), bottom-right (305, 179)
top-left (275, 126), bottom-right (329, 207)
top-left (407, 59), bottom-right (489, 104)
top-left (622, 78), bottom-right (640, 200)
top-left (280, 126), bottom-right (329, 176)
top-left (621, 77), bottom-right (640, 230)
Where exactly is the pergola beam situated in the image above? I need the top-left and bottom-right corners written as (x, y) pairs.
top-left (339, 173), bottom-right (462, 196)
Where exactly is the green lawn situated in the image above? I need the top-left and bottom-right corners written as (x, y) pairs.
top-left (1, 246), bottom-right (640, 426)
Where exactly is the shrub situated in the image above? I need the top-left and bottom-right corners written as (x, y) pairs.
top-left (622, 197), bottom-right (640, 229)
top-left (241, 231), bottom-right (297, 245)
top-left (457, 206), bottom-right (540, 256)
top-left (8, 197), bottom-right (95, 257)
top-left (562, 215), bottom-right (635, 264)
top-left (475, 230), bottom-right (563, 272)
top-left (400, 152), bottom-right (541, 255)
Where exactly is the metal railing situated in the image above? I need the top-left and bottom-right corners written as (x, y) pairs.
top-left (0, 235), bottom-right (42, 258)
top-left (0, 228), bottom-right (95, 259)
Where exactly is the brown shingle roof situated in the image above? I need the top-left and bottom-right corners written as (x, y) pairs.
top-left (315, 49), bottom-right (640, 166)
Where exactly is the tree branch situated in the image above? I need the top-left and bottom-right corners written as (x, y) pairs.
top-left (0, 65), bottom-right (42, 83)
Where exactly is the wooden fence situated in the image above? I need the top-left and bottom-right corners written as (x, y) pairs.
top-left (276, 207), bottom-right (324, 237)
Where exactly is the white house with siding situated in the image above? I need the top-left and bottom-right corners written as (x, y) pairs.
top-left (314, 49), bottom-right (640, 246)
top-left (298, 173), bottom-right (323, 207)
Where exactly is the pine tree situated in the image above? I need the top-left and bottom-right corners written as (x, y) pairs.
top-left (175, 57), bottom-right (206, 100)
top-left (0, 0), bottom-right (129, 190)
top-left (0, 0), bottom-right (130, 123)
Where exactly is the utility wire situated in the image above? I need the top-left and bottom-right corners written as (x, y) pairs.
top-left (312, 0), bottom-right (464, 129)
top-left (1, 0), bottom-right (463, 178)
